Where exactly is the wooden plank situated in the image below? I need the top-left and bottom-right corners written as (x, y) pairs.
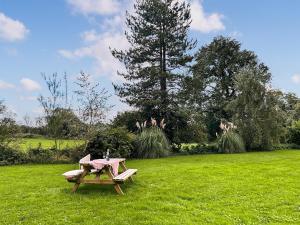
top-left (120, 162), bottom-right (134, 182)
top-left (82, 179), bottom-right (114, 185)
top-left (113, 169), bottom-right (137, 182)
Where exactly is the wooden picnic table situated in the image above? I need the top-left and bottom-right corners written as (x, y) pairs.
top-left (69, 158), bottom-right (137, 195)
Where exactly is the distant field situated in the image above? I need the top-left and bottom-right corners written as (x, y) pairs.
top-left (9, 138), bottom-right (84, 151)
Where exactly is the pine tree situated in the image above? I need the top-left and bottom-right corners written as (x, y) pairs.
top-left (112, 0), bottom-right (196, 121)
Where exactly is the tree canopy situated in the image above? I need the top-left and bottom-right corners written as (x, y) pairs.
top-left (112, 0), bottom-right (196, 121)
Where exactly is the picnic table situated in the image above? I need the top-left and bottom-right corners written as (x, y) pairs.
top-left (63, 157), bottom-right (137, 195)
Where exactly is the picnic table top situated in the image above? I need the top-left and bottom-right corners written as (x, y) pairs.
top-left (80, 158), bottom-right (126, 165)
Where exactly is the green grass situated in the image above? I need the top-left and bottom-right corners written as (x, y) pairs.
top-left (9, 138), bottom-right (84, 151)
top-left (0, 150), bottom-right (300, 224)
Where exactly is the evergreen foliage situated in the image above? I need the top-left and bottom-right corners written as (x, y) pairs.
top-left (112, 0), bottom-right (196, 129)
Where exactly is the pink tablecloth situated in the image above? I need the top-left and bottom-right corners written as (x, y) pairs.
top-left (90, 159), bottom-right (123, 176)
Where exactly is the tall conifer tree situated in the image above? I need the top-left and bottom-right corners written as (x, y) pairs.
top-left (112, 0), bottom-right (195, 121)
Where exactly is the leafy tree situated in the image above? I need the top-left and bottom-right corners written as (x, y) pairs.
top-left (279, 92), bottom-right (300, 124)
top-left (46, 108), bottom-right (85, 138)
top-left (0, 100), bottom-right (18, 146)
top-left (112, 0), bottom-right (196, 138)
top-left (228, 67), bottom-right (286, 150)
top-left (111, 111), bottom-right (144, 133)
top-left (287, 120), bottom-right (300, 145)
top-left (38, 73), bottom-right (66, 149)
top-left (189, 36), bottom-right (269, 139)
top-left (85, 127), bottom-right (136, 159)
top-left (74, 72), bottom-right (111, 144)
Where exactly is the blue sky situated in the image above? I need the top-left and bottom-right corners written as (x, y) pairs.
top-left (1, 0), bottom-right (300, 123)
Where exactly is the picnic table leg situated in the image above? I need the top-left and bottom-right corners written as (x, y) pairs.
top-left (72, 183), bottom-right (80, 193)
top-left (106, 167), bottom-right (124, 195)
top-left (72, 168), bottom-right (88, 193)
top-left (120, 161), bottom-right (134, 183)
top-left (95, 172), bottom-right (101, 180)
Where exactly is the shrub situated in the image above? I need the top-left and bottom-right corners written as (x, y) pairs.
top-left (58, 146), bottom-right (85, 163)
top-left (85, 127), bottom-right (135, 159)
top-left (0, 145), bottom-right (27, 165)
top-left (134, 127), bottom-right (170, 158)
top-left (287, 120), bottom-right (300, 145)
top-left (272, 143), bottom-right (300, 150)
top-left (218, 131), bottom-right (245, 153)
top-left (27, 146), bottom-right (56, 163)
top-left (180, 143), bottom-right (218, 155)
top-left (27, 144), bottom-right (86, 164)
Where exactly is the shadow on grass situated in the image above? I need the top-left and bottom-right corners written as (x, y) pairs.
top-left (61, 183), bottom-right (132, 196)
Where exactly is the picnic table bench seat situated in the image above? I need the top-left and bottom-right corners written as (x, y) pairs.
top-left (113, 169), bottom-right (137, 183)
top-left (62, 169), bottom-right (98, 182)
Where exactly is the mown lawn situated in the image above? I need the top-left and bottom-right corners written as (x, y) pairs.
top-left (0, 150), bottom-right (300, 224)
top-left (9, 138), bottom-right (84, 151)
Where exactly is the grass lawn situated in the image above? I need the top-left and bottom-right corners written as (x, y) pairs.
top-left (0, 150), bottom-right (300, 224)
top-left (9, 138), bottom-right (84, 151)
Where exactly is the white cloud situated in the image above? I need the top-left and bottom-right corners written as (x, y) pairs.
top-left (0, 80), bottom-right (15, 89)
top-left (66, 0), bottom-right (121, 15)
top-left (292, 74), bottom-right (300, 84)
top-left (20, 78), bottom-right (41, 91)
top-left (0, 12), bottom-right (29, 42)
top-left (81, 29), bottom-right (99, 42)
top-left (60, 0), bottom-right (225, 82)
top-left (58, 49), bottom-right (78, 59)
top-left (59, 30), bottom-right (129, 81)
top-left (190, 0), bottom-right (225, 33)
top-left (59, 2), bottom-right (130, 81)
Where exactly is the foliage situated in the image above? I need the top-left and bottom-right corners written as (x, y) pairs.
top-left (74, 72), bottom-right (111, 145)
top-left (27, 145), bottom-right (84, 164)
top-left (228, 67), bottom-right (286, 151)
top-left (8, 138), bottom-right (84, 151)
top-left (111, 110), bottom-right (144, 133)
top-left (38, 73), bottom-right (68, 149)
top-left (74, 72), bottom-right (111, 127)
top-left (218, 131), bottom-right (245, 153)
top-left (179, 143), bottom-right (218, 155)
top-left (135, 127), bottom-right (170, 158)
top-left (43, 108), bottom-right (85, 139)
top-left (187, 36), bottom-right (269, 139)
top-left (85, 127), bottom-right (136, 159)
top-left (272, 143), bottom-right (300, 150)
top-left (0, 145), bottom-right (27, 166)
top-left (27, 146), bottom-right (57, 164)
top-left (217, 120), bottom-right (245, 153)
top-left (112, 0), bottom-right (196, 140)
top-left (0, 100), bottom-right (18, 145)
top-left (287, 120), bottom-right (300, 145)
top-left (278, 92), bottom-right (300, 125)
top-left (0, 143), bottom-right (85, 165)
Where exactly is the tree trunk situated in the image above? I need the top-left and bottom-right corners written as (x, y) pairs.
top-left (159, 23), bottom-right (167, 118)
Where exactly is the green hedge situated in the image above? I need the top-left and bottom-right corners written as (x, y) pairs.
top-left (0, 145), bottom-right (85, 165)
top-left (0, 145), bottom-right (27, 166)
top-left (179, 143), bottom-right (218, 155)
